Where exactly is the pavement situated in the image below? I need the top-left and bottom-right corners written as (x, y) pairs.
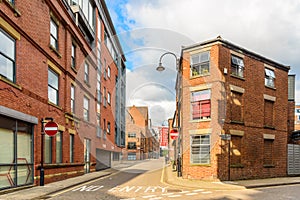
top-left (1, 159), bottom-right (300, 199)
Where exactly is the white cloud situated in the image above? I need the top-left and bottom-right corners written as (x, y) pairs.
top-left (106, 0), bottom-right (300, 125)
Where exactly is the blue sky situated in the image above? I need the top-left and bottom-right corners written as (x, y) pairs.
top-left (105, 0), bottom-right (300, 125)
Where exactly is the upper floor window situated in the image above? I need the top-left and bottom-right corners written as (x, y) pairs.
top-left (191, 51), bottom-right (210, 76)
top-left (71, 43), bottom-right (76, 68)
top-left (107, 92), bottom-right (111, 105)
top-left (8, 0), bottom-right (14, 4)
top-left (83, 96), bottom-right (89, 121)
top-left (265, 68), bottom-right (275, 88)
top-left (107, 66), bottom-right (111, 78)
top-left (0, 28), bottom-right (15, 82)
top-left (107, 121), bottom-right (111, 134)
top-left (191, 89), bottom-right (211, 120)
top-left (71, 84), bottom-right (75, 113)
top-left (84, 62), bottom-right (89, 83)
top-left (127, 142), bottom-right (136, 150)
top-left (128, 133), bottom-right (136, 138)
top-left (50, 19), bottom-right (58, 50)
top-left (48, 68), bottom-right (59, 105)
top-left (231, 55), bottom-right (244, 78)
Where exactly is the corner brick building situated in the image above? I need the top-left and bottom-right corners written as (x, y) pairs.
top-left (0, 0), bottom-right (126, 190)
top-left (176, 36), bottom-right (294, 180)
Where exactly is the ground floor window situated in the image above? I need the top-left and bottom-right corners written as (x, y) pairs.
top-left (128, 153), bottom-right (136, 160)
top-left (190, 134), bottom-right (210, 164)
top-left (263, 139), bottom-right (274, 166)
top-left (0, 115), bottom-right (34, 190)
top-left (113, 152), bottom-right (120, 161)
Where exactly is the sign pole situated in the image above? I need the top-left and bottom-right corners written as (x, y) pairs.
top-left (40, 118), bottom-right (45, 186)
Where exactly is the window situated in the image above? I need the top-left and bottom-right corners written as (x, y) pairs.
top-left (107, 121), bottom-right (111, 134)
top-left (48, 68), bottom-right (59, 105)
top-left (128, 153), bottom-right (136, 160)
top-left (231, 55), bottom-right (244, 77)
top-left (71, 84), bottom-right (75, 113)
top-left (127, 142), bottom-right (137, 150)
top-left (50, 19), bottom-right (58, 50)
top-left (230, 91), bottom-right (243, 122)
top-left (70, 134), bottom-right (74, 163)
top-left (265, 68), bottom-right (275, 88)
top-left (103, 87), bottom-right (107, 107)
top-left (84, 62), bottom-right (89, 83)
top-left (0, 28), bottom-right (15, 82)
top-left (71, 43), bottom-right (76, 68)
top-left (191, 90), bottom-right (211, 120)
top-left (56, 132), bottom-right (62, 163)
top-left (230, 136), bottom-right (242, 165)
top-left (97, 68), bottom-right (101, 103)
top-left (71, 0), bottom-right (78, 5)
top-left (190, 135), bottom-right (210, 164)
top-left (190, 51), bottom-right (210, 76)
top-left (103, 119), bottom-right (107, 140)
top-left (83, 96), bottom-right (89, 121)
top-left (107, 66), bottom-right (111, 78)
top-left (128, 133), bottom-right (136, 138)
top-left (103, 59), bottom-right (107, 79)
top-left (263, 139), bottom-right (274, 166)
top-left (96, 115), bottom-right (101, 138)
top-left (8, 0), bottom-right (15, 4)
top-left (107, 92), bottom-right (111, 104)
top-left (264, 100), bottom-right (274, 127)
top-left (45, 135), bottom-right (52, 164)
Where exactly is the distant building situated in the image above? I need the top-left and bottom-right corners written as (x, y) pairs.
top-left (0, 0), bottom-right (125, 190)
top-left (124, 106), bottom-right (159, 160)
top-left (175, 36), bottom-right (294, 180)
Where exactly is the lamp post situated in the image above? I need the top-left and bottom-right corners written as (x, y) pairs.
top-left (156, 51), bottom-right (182, 176)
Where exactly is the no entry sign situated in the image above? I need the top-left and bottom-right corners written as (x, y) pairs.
top-left (44, 121), bottom-right (58, 136)
top-left (170, 129), bottom-right (179, 140)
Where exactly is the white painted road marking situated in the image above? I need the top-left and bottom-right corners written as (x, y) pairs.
top-left (72, 185), bottom-right (104, 192)
top-left (185, 193), bottom-right (198, 196)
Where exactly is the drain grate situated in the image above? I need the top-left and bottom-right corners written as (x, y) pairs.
top-left (167, 189), bottom-right (182, 193)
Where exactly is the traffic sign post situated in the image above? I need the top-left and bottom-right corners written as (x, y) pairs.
top-left (40, 118), bottom-right (56, 186)
top-left (170, 129), bottom-right (179, 140)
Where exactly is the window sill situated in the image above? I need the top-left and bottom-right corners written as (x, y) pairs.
top-left (71, 66), bottom-right (77, 74)
top-left (190, 117), bottom-right (211, 123)
top-left (230, 74), bottom-right (245, 81)
top-left (48, 101), bottom-right (63, 110)
top-left (265, 85), bottom-right (276, 90)
top-left (1, 0), bottom-right (21, 17)
top-left (0, 76), bottom-right (22, 90)
top-left (230, 120), bottom-right (244, 125)
top-left (230, 164), bottom-right (244, 168)
top-left (190, 73), bottom-right (210, 79)
top-left (49, 44), bottom-right (62, 58)
top-left (264, 125), bottom-right (275, 130)
top-left (190, 163), bottom-right (211, 167)
top-left (263, 164), bottom-right (275, 168)
top-left (84, 81), bottom-right (91, 88)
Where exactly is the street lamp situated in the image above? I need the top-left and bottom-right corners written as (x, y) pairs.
top-left (156, 51), bottom-right (182, 177)
top-left (156, 52), bottom-right (178, 72)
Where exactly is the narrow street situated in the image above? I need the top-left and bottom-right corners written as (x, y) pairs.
top-left (36, 158), bottom-right (300, 200)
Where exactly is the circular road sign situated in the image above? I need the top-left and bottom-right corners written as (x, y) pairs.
top-left (170, 129), bottom-right (179, 140)
top-left (44, 121), bottom-right (58, 136)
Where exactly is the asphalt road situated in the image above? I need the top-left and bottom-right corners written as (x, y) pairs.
top-left (44, 159), bottom-right (300, 200)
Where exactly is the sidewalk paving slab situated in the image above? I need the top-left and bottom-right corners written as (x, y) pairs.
top-left (0, 168), bottom-right (116, 200)
top-left (163, 164), bottom-right (300, 190)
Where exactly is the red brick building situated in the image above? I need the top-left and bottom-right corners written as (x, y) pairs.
top-left (0, 0), bottom-right (126, 190)
top-left (176, 36), bottom-right (294, 180)
top-left (124, 106), bottom-right (159, 160)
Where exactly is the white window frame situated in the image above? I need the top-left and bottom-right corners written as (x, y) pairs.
top-left (50, 19), bottom-right (58, 50)
top-left (231, 55), bottom-right (244, 77)
top-left (190, 51), bottom-right (210, 76)
top-left (190, 134), bottom-right (210, 164)
top-left (83, 96), bottom-right (89, 121)
top-left (48, 68), bottom-right (59, 105)
top-left (265, 68), bottom-right (275, 88)
top-left (84, 62), bottom-right (89, 83)
top-left (0, 28), bottom-right (15, 82)
top-left (71, 84), bottom-right (75, 113)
